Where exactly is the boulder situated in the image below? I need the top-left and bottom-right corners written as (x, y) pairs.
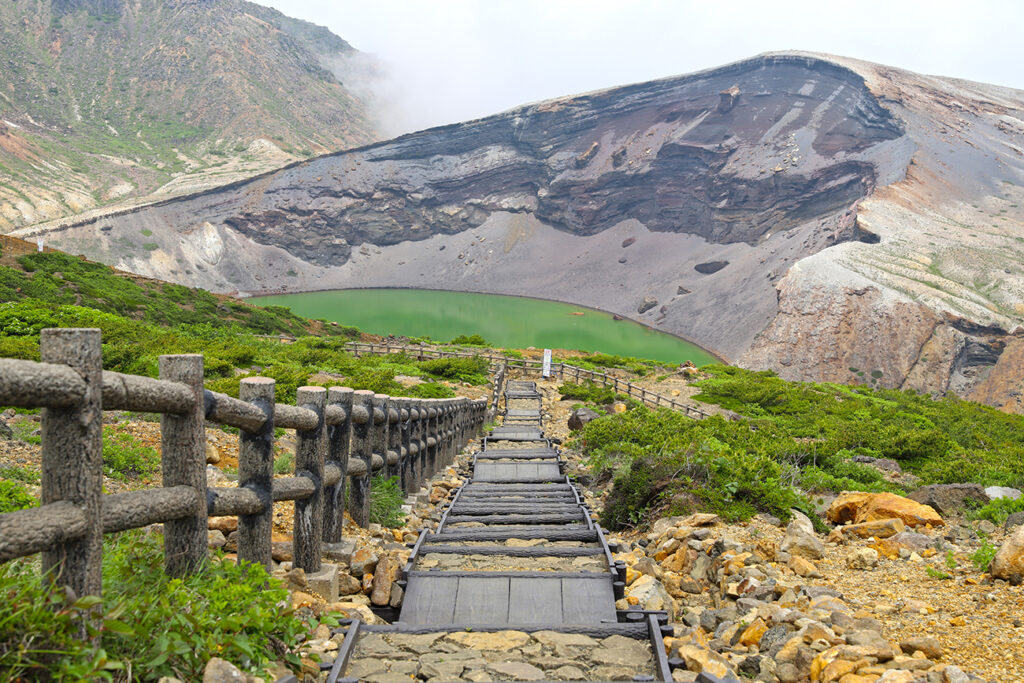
top-left (638, 296), bottom-right (658, 314)
top-left (350, 547), bottom-right (380, 577)
top-left (781, 511), bottom-right (824, 559)
top-left (836, 518), bottom-right (905, 539)
top-left (567, 407), bottom-right (600, 431)
top-left (990, 525), bottom-right (1024, 580)
top-left (899, 635), bottom-right (942, 659)
top-left (826, 492), bottom-right (944, 528)
top-left (907, 484), bottom-right (988, 515)
top-left (205, 443), bottom-right (220, 464)
top-left (626, 574), bottom-right (675, 616)
top-left (985, 486), bottom-right (1023, 501)
top-left (847, 544), bottom-right (880, 573)
top-left (1005, 511), bottom-right (1024, 531)
top-left (202, 657), bottom-right (246, 682)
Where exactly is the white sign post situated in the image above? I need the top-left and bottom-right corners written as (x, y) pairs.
top-left (542, 349), bottom-right (552, 378)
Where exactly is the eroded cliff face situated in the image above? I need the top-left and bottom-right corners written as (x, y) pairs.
top-left (19, 52), bottom-right (1024, 411)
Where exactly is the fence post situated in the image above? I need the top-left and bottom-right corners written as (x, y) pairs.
top-left (237, 377), bottom-right (275, 569)
top-left (372, 394), bottom-right (389, 489)
top-left (425, 401), bottom-right (439, 478)
top-left (348, 390), bottom-right (374, 527)
top-left (410, 400), bottom-right (424, 491)
top-left (159, 354), bottom-right (208, 577)
top-left (387, 399), bottom-right (401, 479)
top-left (324, 387), bottom-right (353, 544)
top-left (395, 398), bottom-right (412, 493)
top-left (40, 328), bottom-right (103, 603)
top-left (294, 387), bottom-right (326, 573)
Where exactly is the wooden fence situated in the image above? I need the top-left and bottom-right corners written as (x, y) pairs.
top-left (346, 342), bottom-right (712, 420)
top-left (0, 328), bottom-right (487, 602)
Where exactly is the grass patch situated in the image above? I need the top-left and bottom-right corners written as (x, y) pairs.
top-left (102, 427), bottom-right (159, 481)
top-left (0, 530), bottom-right (314, 680)
top-left (369, 474), bottom-right (406, 528)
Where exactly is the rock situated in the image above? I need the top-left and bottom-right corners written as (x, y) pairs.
top-left (338, 572), bottom-right (362, 595)
top-left (205, 443), bottom-right (220, 464)
top-left (0, 416), bottom-right (13, 440)
top-left (788, 555), bottom-right (821, 578)
top-left (1005, 511), bottom-right (1024, 531)
top-left (208, 516), bottom-right (238, 534)
top-left (486, 661), bottom-right (545, 681)
top-left (990, 525), bottom-right (1024, 579)
top-left (550, 665), bottom-right (587, 680)
top-left (908, 484), bottom-right (989, 515)
top-left (206, 465), bottom-right (231, 487)
top-left (428, 486), bottom-right (446, 504)
top-left (612, 402), bottom-right (627, 414)
top-left (985, 486), bottom-right (1022, 500)
top-left (638, 296), bottom-right (658, 314)
top-left (202, 657), bottom-right (246, 682)
top-left (846, 547), bottom-right (879, 570)
top-left (370, 556), bottom-right (398, 606)
top-left (781, 511), bottom-right (824, 559)
top-left (567, 407), bottom-right (600, 431)
top-left (626, 574), bottom-right (674, 615)
top-left (675, 644), bottom-right (735, 678)
top-left (826, 492), bottom-right (944, 528)
top-left (445, 630), bottom-right (531, 650)
top-left (877, 671), bottom-right (916, 682)
top-left (899, 636), bottom-right (942, 659)
top-left (350, 547), bottom-right (379, 577)
top-left (207, 530), bottom-right (226, 549)
top-left (976, 519), bottom-right (997, 535)
top-left (837, 518), bottom-right (905, 539)
top-left (942, 665), bottom-right (970, 683)
top-left (622, 237), bottom-right (636, 248)
top-left (681, 513), bottom-right (720, 527)
top-left (694, 261), bottom-right (728, 275)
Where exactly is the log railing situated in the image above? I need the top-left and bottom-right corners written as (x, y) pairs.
top-left (346, 341), bottom-right (712, 420)
top-left (0, 328), bottom-right (487, 601)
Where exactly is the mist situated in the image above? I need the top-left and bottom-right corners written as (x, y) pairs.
top-left (257, 0), bottom-right (1024, 137)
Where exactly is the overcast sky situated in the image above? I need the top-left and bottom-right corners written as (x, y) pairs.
top-left (257, 0), bottom-right (1024, 136)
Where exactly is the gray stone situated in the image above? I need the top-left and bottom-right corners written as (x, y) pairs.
top-left (759, 625), bottom-right (791, 652)
top-left (392, 632), bottom-right (442, 654)
top-left (781, 511), bottom-right (824, 559)
top-left (323, 538), bottom-right (356, 564)
top-left (486, 661), bottom-right (545, 680)
top-left (567, 407), bottom-right (600, 431)
top-left (638, 296), bottom-right (659, 314)
top-left (207, 529), bottom-right (226, 549)
top-left (306, 563), bottom-right (339, 602)
top-left (1006, 511), bottom-right (1024, 531)
top-left (549, 665), bottom-right (588, 680)
top-left (908, 484), bottom-right (989, 515)
top-left (419, 660), bottom-right (466, 679)
top-left (338, 572), bottom-right (362, 595)
top-left (202, 657), bottom-right (246, 683)
top-left (984, 486), bottom-right (1022, 501)
top-left (943, 665), bottom-right (971, 683)
top-left (846, 628), bottom-right (889, 650)
top-left (591, 634), bottom-right (652, 666)
top-left (900, 635), bottom-right (943, 659)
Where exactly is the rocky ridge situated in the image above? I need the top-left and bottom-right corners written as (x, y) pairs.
top-left (18, 52), bottom-right (1024, 411)
top-left (0, 0), bottom-right (379, 232)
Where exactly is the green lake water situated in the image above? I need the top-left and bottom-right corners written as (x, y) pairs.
top-left (250, 289), bottom-right (719, 366)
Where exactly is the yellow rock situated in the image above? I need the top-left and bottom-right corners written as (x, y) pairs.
top-left (625, 566), bottom-right (641, 585)
top-left (841, 518), bottom-right (906, 539)
top-left (789, 555), bottom-right (821, 578)
top-left (949, 616), bottom-right (966, 626)
top-left (837, 675), bottom-right (879, 683)
top-left (612, 402), bottom-right (627, 413)
top-left (653, 550), bottom-right (669, 562)
top-left (826, 492), bottom-right (944, 528)
top-left (738, 618), bottom-right (768, 647)
top-left (627, 595), bottom-right (640, 606)
top-left (809, 646), bottom-right (842, 682)
top-left (676, 644), bottom-right (734, 678)
top-left (821, 659), bottom-right (858, 682)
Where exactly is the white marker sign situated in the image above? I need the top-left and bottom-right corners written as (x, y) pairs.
top-left (542, 349), bottom-right (552, 378)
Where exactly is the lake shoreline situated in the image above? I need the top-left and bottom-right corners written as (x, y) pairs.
top-left (247, 286), bottom-right (727, 365)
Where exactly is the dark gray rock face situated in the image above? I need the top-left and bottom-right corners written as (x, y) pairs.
top-left (51, 54), bottom-right (904, 269)
top-left (567, 407), bottom-right (600, 431)
top-left (907, 484), bottom-right (990, 516)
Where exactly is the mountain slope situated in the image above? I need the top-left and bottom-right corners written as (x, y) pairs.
top-left (19, 52), bottom-right (1024, 411)
top-left (0, 0), bottom-right (379, 232)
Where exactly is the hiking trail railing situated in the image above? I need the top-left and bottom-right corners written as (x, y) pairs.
top-left (0, 328), bottom-right (486, 603)
top-left (346, 341), bottom-right (713, 420)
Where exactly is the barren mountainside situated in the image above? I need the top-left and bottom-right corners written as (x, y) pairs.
top-left (0, 0), bottom-right (378, 231)
top-left (18, 52), bottom-right (1024, 411)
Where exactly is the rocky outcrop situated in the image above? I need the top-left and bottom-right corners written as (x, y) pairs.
top-left (20, 51), bottom-right (1024, 409)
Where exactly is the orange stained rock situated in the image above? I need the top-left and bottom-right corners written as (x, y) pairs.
top-left (738, 617), bottom-right (768, 647)
top-left (826, 492), bottom-right (944, 528)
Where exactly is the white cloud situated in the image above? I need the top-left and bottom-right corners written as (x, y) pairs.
top-left (257, 0), bottom-right (1024, 135)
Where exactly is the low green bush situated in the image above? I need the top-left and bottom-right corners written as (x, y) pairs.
top-left (369, 475), bottom-right (406, 528)
top-left (101, 428), bottom-right (159, 481)
top-left (0, 480), bottom-right (36, 513)
top-left (417, 356), bottom-right (489, 384)
top-left (448, 334), bottom-right (488, 346)
top-left (0, 531), bottom-right (314, 680)
top-left (968, 496), bottom-right (1024, 526)
top-left (557, 381), bottom-right (623, 406)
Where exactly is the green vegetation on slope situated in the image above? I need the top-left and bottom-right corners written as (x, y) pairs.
top-left (0, 252), bottom-right (489, 402)
top-left (583, 365), bottom-right (1024, 530)
top-left (0, 531), bottom-right (315, 681)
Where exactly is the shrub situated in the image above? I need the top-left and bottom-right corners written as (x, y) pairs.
top-left (558, 381), bottom-right (622, 406)
top-left (969, 496), bottom-right (1024, 526)
top-left (0, 480), bottom-right (36, 513)
top-left (369, 475), bottom-right (406, 527)
top-left (0, 530), bottom-right (312, 680)
top-left (102, 428), bottom-right (159, 481)
top-left (449, 334), bottom-right (488, 346)
top-left (418, 356), bottom-right (489, 384)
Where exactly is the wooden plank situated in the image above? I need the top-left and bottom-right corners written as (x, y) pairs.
top-left (561, 577), bottom-right (617, 623)
top-left (398, 575), bottom-right (458, 624)
top-left (508, 577), bottom-right (562, 623)
top-left (452, 576), bottom-right (510, 623)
